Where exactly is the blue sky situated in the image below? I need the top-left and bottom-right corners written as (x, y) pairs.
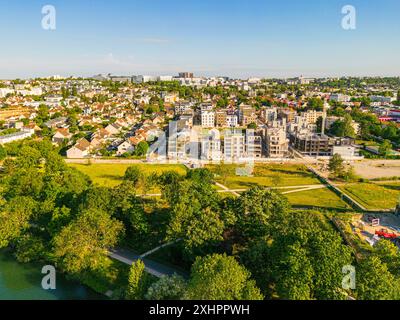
top-left (0, 0), bottom-right (399, 79)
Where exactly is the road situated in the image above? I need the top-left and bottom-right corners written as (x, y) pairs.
top-left (109, 248), bottom-right (189, 279)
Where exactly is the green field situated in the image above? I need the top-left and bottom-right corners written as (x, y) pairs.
top-left (341, 182), bottom-right (400, 210)
top-left (285, 188), bottom-right (350, 210)
top-left (207, 163), bottom-right (321, 189)
top-left (68, 163), bottom-right (187, 187)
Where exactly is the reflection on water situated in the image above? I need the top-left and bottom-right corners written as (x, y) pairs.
top-left (0, 250), bottom-right (103, 300)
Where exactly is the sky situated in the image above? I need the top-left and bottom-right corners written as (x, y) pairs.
top-left (0, 0), bottom-right (399, 79)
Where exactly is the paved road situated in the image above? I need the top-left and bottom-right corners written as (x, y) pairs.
top-left (109, 248), bottom-right (189, 279)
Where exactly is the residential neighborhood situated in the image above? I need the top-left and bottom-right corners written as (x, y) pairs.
top-left (1, 75), bottom-right (399, 163)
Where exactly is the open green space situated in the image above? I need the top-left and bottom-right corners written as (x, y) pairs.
top-left (207, 163), bottom-right (321, 189)
top-left (340, 182), bottom-right (400, 210)
top-left (68, 163), bottom-right (187, 188)
top-left (285, 188), bottom-right (351, 210)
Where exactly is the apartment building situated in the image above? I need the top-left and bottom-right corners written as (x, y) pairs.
top-left (261, 107), bottom-right (278, 124)
top-left (265, 127), bottom-right (289, 158)
top-left (245, 131), bottom-right (262, 158)
top-left (289, 132), bottom-right (333, 156)
top-left (201, 110), bottom-right (215, 128)
top-left (175, 102), bottom-right (193, 115)
top-left (200, 128), bottom-right (222, 160)
top-left (215, 110), bottom-right (227, 127)
top-left (301, 110), bottom-right (326, 124)
top-left (330, 93), bottom-right (351, 103)
top-left (226, 114), bottom-right (238, 127)
top-left (223, 129), bottom-right (245, 160)
top-left (239, 104), bottom-right (256, 126)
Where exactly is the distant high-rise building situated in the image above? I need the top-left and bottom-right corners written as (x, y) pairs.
top-left (178, 72), bottom-right (194, 79)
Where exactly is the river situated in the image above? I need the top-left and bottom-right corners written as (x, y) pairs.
top-left (0, 250), bottom-right (103, 300)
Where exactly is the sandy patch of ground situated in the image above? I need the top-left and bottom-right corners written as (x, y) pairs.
top-left (352, 160), bottom-right (400, 179)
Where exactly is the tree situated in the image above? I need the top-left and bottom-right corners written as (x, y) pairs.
top-left (111, 181), bottom-right (150, 238)
top-left (0, 197), bottom-right (37, 248)
top-left (274, 242), bottom-right (314, 300)
top-left (329, 114), bottom-right (355, 138)
top-left (124, 166), bottom-right (143, 185)
top-left (328, 153), bottom-right (345, 178)
top-left (247, 122), bottom-right (257, 130)
top-left (379, 140), bottom-right (392, 157)
top-left (126, 260), bottom-right (150, 300)
top-left (186, 168), bottom-right (214, 185)
top-left (166, 180), bottom-right (224, 253)
top-left (306, 97), bottom-right (324, 111)
top-left (145, 274), bottom-right (187, 300)
top-left (134, 141), bottom-right (149, 157)
top-left (0, 145), bottom-right (7, 160)
top-left (356, 256), bottom-right (399, 300)
top-left (185, 254), bottom-right (263, 300)
top-left (234, 187), bottom-right (291, 240)
top-left (240, 210), bottom-right (353, 300)
top-left (214, 163), bottom-right (234, 185)
top-left (52, 209), bottom-right (124, 273)
top-left (373, 239), bottom-right (400, 276)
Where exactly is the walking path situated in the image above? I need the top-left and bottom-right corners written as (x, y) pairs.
top-left (109, 248), bottom-right (189, 279)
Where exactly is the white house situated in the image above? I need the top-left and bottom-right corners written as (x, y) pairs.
top-left (116, 140), bottom-right (135, 156)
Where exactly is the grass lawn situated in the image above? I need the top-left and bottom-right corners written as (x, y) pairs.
top-left (341, 183), bottom-right (400, 210)
top-left (207, 163), bottom-right (321, 189)
top-left (68, 163), bottom-right (187, 188)
top-left (285, 188), bottom-right (351, 210)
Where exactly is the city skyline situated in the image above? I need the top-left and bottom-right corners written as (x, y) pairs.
top-left (1, 0), bottom-right (400, 79)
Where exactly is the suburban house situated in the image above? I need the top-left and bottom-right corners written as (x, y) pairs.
top-left (66, 138), bottom-right (91, 158)
top-left (116, 140), bottom-right (135, 156)
top-left (52, 128), bottom-right (72, 145)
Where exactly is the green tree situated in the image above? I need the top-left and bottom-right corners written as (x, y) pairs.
top-left (52, 209), bottom-right (124, 273)
top-left (329, 114), bottom-right (355, 138)
top-left (166, 180), bottom-right (224, 253)
top-left (0, 145), bottom-right (7, 160)
top-left (328, 153), bottom-right (345, 178)
top-left (145, 274), bottom-right (187, 300)
top-left (379, 140), bottom-right (392, 157)
top-left (356, 256), bottom-right (399, 300)
top-left (134, 141), bottom-right (149, 157)
top-left (373, 239), bottom-right (400, 276)
top-left (0, 197), bottom-right (37, 248)
top-left (185, 254), bottom-right (263, 300)
top-left (126, 260), bottom-right (150, 300)
top-left (274, 242), bottom-right (314, 300)
top-left (234, 187), bottom-right (291, 240)
top-left (124, 166), bottom-right (143, 185)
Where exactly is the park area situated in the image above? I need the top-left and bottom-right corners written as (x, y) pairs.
top-left (68, 162), bottom-right (350, 211)
top-left (207, 163), bottom-right (321, 189)
top-left (68, 163), bottom-right (187, 188)
top-left (340, 181), bottom-right (400, 210)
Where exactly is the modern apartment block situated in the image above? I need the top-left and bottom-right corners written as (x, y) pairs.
top-left (245, 131), bottom-right (262, 158)
top-left (238, 104), bottom-right (256, 126)
top-left (289, 132), bottom-right (333, 156)
top-left (201, 110), bottom-right (215, 128)
top-left (261, 107), bottom-right (278, 124)
top-left (215, 109), bottom-right (227, 127)
top-left (265, 127), bottom-right (289, 158)
top-left (223, 129), bottom-right (246, 160)
top-left (300, 110), bottom-right (326, 124)
top-left (200, 128), bottom-right (222, 160)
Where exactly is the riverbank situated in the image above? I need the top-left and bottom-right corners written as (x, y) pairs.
top-left (0, 250), bottom-right (104, 300)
